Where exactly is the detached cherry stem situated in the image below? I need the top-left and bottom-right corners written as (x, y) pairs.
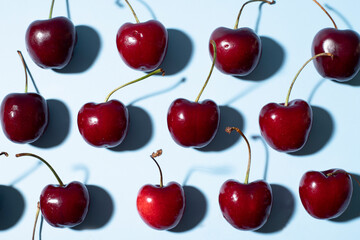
top-left (32, 202), bottom-right (40, 240)
top-left (15, 153), bottom-right (64, 187)
top-left (49, 0), bottom-right (55, 19)
top-left (313, 0), bottom-right (337, 29)
top-left (0, 152), bottom-right (9, 157)
top-left (284, 52), bottom-right (333, 107)
top-left (125, 0), bottom-right (140, 23)
top-left (195, 40), bottom-right (216, 103)
top-left (234, 0), bottom-right (275, 29)
top-left (150, 149), bottom-right (164, 188)
top-left (17, 50), bottom-right (28, 93)
top-left (104, 68), bottom-right (165, 102)
top-left (226, 127), bottom-right (252, 184)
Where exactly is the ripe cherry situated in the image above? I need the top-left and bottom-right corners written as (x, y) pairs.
top-left (78, 69), bottom-right (164, 148)
top-left (259, 53), bottom-right (333, 152)
top-left (167, 41), bottom-right (220, 148)
top-left (0, 51), bottom-right (48, 144)
top-left (136, 150), bottom-right (185, 230)
top-left (219, 127), bottom-right (272, 230)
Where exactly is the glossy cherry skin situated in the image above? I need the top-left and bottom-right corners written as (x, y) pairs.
top-left (40, 181), bottom-right (89, 228)
top-left (116, 20), bottom-right (168, 71)
top-left (0, 93), bottom-right (48, 143)
top-left (209, 27), bottom-right (261, 76)
top-left (136, 182), bottom-right (185, 230)
top-left (167, 98), bottom-right (220, 148)
top-left (312, 28), bottom-right (360, 82)
top-left (219, 180), bottom-right (272, 230)
top-left (77, 100), bottom-right (129, 148)
top-left (25, 16), bottom-right (76, 69)
top-left (299, 169), bottom-right (353, 219)
top-left (259, 99), bottom-right (312, 152)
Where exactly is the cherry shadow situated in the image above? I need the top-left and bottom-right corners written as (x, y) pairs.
top-left (159, 29), bottom-right (193, 75)
top-left (170, 185), bottom-right (207, 232)
top-left (197, 105), bottom-right (244, 152)
top-left (342, 69), bottom-right (360, 86)
top-left (236, 36), bottom-right (285, 81)
top-left (330, 173), bottom-right (360, 222)
top-left (72, 185), bottom-right (114, 230)
top-left (54, 25), bottom-right (101, 74)
top-left (325, 4), bottom-right (354, 30)
top-left (290, 106), bottom-right (334, 156)
top-left (108, 105), bottom-right (153, 151)
top-left (0, 185), bottom-right (25, 230)
top-left (256, 184), bottom-right (295, 233)
top-left (31, 99), bottom-right (71, 148)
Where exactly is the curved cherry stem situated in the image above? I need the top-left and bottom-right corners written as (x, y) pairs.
top-left (0, 152), bottom-right (9, 157)
top-left (226, 127), bottom-right (252, 184)
top-left (284, 52), bottom-right (333, 107)
top-left (195, 40), bottom-right (216, 103)
top-left (150, 149), bottom-right (164, 188)
top-left (32, 202), bottom-right (40, 240)
top-left (49, 0), bottom-right (55, 19)
top-left (104, 68), bottom-right (164, 102)
top-left (125, 0), bottom-right (140, 23)
top-left (15, 153), bottom-right (64, 187)
top-left (234, 0), bottom-right (275, 29)
top-left (313, 0), bottom-right (337, 29)
top-left (17, 51), bottom-right (28, 93)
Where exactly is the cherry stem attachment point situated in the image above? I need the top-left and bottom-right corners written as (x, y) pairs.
top-left (0, 152), bottom-right (9, 157)
top-left (15, 153), bottom-right (64, 187)
top-left (32, 202), bottom-right (40, 240)
top-left (17, 50), bottom-right (28, 93)
top-left (104, 68), bottom-right (165, 102)
top-left (49, 0), bottom-right (55, 19)
top-left (150, 149), bottom-right (164, 188)
top-left (285, 52), bottom-right (333, 107)
top-left (195, 40), bottom-right (216, 103)
top-left (226, 127), bottom-right (252, 184)
top-left (313, 0), bottom-right (337, 29)
top-left (234, 0), bottom-right (275, 29)
top-left (125, 0), bottom-right (140, 23)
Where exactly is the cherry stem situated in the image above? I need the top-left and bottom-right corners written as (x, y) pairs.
top-left (150, 149), bottom-right (164, 188)
top-left (284, 52), bottom-right (333, 107)
top-left (49, 0), bottom-right (55, 19)
top-left (17, 50), bottom-right (28, 93)
top-left (104, 68), bottom-right (165, 102)
top-left (0, 152), bottom-right (9, 157)
top-left (313, 0), bottom-right (337, 29)
top-left (15, 153), bottom-right (64, 187)
top-left (32, 202), bottom-right (40, 240)
top-left (226, 127), bottom-right (252, 184)
top-left (125, 0), bottom-right (140, 23)
top-left (234, 0), bottom-right (275, 29)
top-left (195, 40), bottom-right (216, 103)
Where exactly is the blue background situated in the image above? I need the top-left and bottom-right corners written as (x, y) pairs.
top-left (0, 0), bottom-right (359, 239)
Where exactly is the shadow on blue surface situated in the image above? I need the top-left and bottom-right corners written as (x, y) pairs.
top-left (0, 185), bottom-right (25, 230)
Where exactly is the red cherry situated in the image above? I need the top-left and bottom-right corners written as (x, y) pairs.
top-left (259, 53), bottom-right (333, 152)
top-left (311, 0), bottom-right (360, 82)
top-left (40, 181), bottom-right (89, 227)
top-left (136, 150), bottom-right (185, 230)
top-left (259, 100), bottom-right (312, 152)
top-left (299, 169), bottom-right (353, 219)
top-left (116, 0), bottom-right (168, 71)
top-left (77, 69), bottom-right (164, 148)
top-left (167, 41), bottom-right (220, 148)
top-left (25, 1), bottom-right (76, 69)
top-left (209, 0), bottom-right (275, 76)
top-left (219, 127), bottom-right (272, 230)
top-left (15, 153), bottom-right (89, 238)
top-left (167, 99), bottom-right (219, 148)
top-left (0, 51), bottom-right (48, 144)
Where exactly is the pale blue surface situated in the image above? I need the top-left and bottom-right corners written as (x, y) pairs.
top-left (0, 0), bottom-right (359, 239)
